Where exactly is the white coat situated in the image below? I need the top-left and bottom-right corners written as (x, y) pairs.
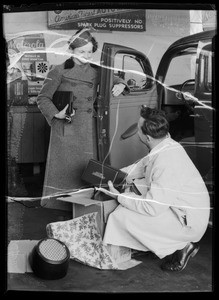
top-left (103, 136), bottom-right (210, 258)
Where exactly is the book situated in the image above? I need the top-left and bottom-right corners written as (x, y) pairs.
top-left (52, 91), bottom-right (73, 115)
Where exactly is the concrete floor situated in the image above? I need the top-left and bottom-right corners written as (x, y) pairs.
top-left (5, 166), bottom-right (214, 294)
top-left (6, 199), bottom-right (213, 294)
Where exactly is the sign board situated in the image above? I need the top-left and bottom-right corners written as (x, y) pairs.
top-left (48, 9), bottom-right (145, 31)
top-left (7, 33), bottom-right (48, 96)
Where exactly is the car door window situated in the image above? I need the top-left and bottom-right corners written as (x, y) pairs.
top-left (113, 53), bottom-right (153, 92)
top-left (161, 47), bottom-right (198, 107)
top-left (164, 48), bottom-right (197, 87)
top-left (197, 43), bottom-right (212, 94)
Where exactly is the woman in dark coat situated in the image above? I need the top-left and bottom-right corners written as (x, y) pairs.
top-left (37, 28), bottom-right (129, 210)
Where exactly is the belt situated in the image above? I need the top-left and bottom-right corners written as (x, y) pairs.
top-left (65, 108), bottom-right (97, 123)
top-left (73, 107), bottom-right (98, 115)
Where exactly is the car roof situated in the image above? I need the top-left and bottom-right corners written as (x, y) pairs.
top-left (167, 30), bottom-right (216, 50)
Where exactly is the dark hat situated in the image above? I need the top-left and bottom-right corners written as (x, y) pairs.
top-left (68, 28), bottom-right (93, 49)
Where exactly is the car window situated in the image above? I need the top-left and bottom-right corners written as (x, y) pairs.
top-left (198, 44), bottom-right (212, 93)
top-left (164, 48), bottom-right (197, 87)
top-left (113, 53), bottom-right (153, 92)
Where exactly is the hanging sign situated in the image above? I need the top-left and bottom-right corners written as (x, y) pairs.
top-left (48, 9), bottom-right (145, 31)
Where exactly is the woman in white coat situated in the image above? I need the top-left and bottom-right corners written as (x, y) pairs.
top-left (99, 106), bottom-right (210, 272)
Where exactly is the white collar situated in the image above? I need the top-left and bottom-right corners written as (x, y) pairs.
top-left (142, 134), bottom-right (172, 166)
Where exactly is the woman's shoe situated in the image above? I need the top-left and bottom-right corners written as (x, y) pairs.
top-left (161, 242), bottom-right (200, 272)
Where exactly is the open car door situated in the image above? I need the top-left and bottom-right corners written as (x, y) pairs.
top-left (193, 39), bottom-right (214, 182)
top-left (155, 30), bottom-right (215, 186)
top-left (96, 43), bottom-right (157, 168)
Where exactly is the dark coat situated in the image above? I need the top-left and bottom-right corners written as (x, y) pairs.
top-left (37, 59), bottom-right (128, 210)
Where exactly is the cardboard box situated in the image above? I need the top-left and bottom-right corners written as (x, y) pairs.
top-left (57, 188), bottom-right (118, 237)
top-left (105, 244), bottom-right (131, 264)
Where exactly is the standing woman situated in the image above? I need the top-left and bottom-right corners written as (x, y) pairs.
top-left (37, 28), bottom-right (129, 210)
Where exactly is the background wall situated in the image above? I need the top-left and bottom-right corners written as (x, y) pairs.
top-left (3, 8), bottom-right (216, 74)
top-left (4, 7), bottom-right (216, 194)
top-left (3, 9), bottom-right (205, 75)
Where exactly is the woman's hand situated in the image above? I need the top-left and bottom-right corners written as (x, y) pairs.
top-left (112, 83), bottom-right (126, 97)
top-left (55, 104), bottom-right (69, 119)
top-left (55, 104), bottom-right (75, 119)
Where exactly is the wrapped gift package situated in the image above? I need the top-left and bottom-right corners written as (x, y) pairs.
top-left (46, 212), bottom-right (139, 270)
top-left (57, 188), bottom-right (118, 237)
top-left (46, 212), bottom-right (118, 270)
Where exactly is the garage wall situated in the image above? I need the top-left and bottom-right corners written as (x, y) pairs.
top-left (4, 8), bottom-right (215, 165)
top-left (3, 9), bottom-right (195, 74)
top-left (3, 9), bottom-right (216, 73)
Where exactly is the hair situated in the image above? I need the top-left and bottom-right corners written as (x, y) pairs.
top-left (140, 106), bottom-right (169, 139)
top-left (68, 28), bottom-right (98, 53)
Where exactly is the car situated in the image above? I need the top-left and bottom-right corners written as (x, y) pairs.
top-left (95, 29), bottom-right (215, 226)
top-left (96, 30), bottom-right (215, 183)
